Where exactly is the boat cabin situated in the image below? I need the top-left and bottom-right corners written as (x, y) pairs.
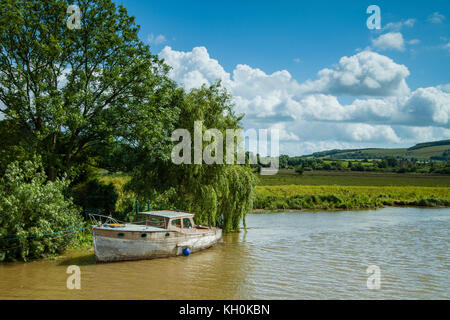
top-left (137, 210), bottom-right (196, 231)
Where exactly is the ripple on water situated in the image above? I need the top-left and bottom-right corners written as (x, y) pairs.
top-left (0, 207), bottom-right (449, 299)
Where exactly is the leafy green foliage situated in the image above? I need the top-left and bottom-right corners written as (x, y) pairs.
top-left (0, 120), bottom-right (37, 175)
top-left (0, 158), bottom-right (83, 262)
top-left (0, 0), bottom-right (259, 240)
top-left (295, 165), bottom-right (303, 175)
top-left (127, 83), bottom-right (258, 232)
top-left (0, 0), bottom-right (179, 180)
top-left (71, 178), bottom-right (118, 216)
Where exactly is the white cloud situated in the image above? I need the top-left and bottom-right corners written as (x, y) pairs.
top-left (292, 87), bottom-right (450, 128)
top-left (400, 87), bottom-right (450, 126)
top-left (384, 19), bottom-right (416, 31)
top-left (428, 12), bottom-right (446, 24)
top-left (159, 46), bottom-right (449, 154)
top-left (230, 64), bottom-right (301, 120)
top-left (147, 33), bottom-right (168, 45)
top-left (159, 46), bottom-right (231, 91)
top-left (408, 39), bottom-right (420, 45)
top-left (343, 123), bottom-right (401, 143)
top-left (298, 50), bottom-right (410, 97)
top-left (394, 126), bottom-right (450, 143)
top-left (269, 123), bottom-right (300, 141)
top-left (437, 84), bottom-right (450, 93)
top-left (372, 32), bottom-right (405, 51)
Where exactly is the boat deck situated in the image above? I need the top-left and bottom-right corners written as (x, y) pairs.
top-left (97, 224), bottom-right (165, 232)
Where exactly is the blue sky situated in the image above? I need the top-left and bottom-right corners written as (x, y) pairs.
top-left (115, 0), bottom-right (450, 155)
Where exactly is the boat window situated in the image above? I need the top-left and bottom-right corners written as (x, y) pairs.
top-left (141, 233), bottom-right (147, 238)
top-left (183, 218), bottom-right (193, 229)
top-left (117, 233), bottom-right (125, 238)
top-left (148, 216), bottom-right (165, 228)
top-left (171, 219), bottom-right (182, 228)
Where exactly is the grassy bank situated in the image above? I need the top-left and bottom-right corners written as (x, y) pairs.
top-left (254, 185), bottom-right (450, 211)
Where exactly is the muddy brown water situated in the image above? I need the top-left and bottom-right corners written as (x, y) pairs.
top-left (0, 207), bottom-right (449, 299)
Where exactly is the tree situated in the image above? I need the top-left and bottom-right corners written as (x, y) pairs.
top-left (0, 119), bottom-right (37, 175)
top-left (279, 154), bottom-right (289, 168)
top-left (71, 178), bottom-right (118, 217)
top-left (387, 157), bottom-right (398, 167)
top-left (378, 159), bottom-right (388, 169)
top-left (0, 0), bottom-right (178, 180)
top-left (0, 157), bottom-right (83, 262)
top-left (126, 83), bottom-right (258, 232)
top-left (295, 165), bottom-right (303, 175)
top-left (0, 0), bottom-right (257, 235)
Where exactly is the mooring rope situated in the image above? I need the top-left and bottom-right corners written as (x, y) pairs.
top-left (0, 226), bottom-right (91, 242)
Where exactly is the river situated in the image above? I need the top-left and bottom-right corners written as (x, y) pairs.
top-left (0, 207), bottom-right (449, 299)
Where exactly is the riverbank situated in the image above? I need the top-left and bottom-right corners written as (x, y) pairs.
top-left (254, 185), bottom-right (450, 211)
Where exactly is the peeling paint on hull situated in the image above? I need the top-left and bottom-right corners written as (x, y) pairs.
top-left (93, 228), bottom-right (222, 262)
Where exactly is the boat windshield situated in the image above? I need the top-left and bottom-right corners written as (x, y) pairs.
top-left (183, 218), bottom-right (193, 229)
top-left (171, 219), bottom-right (182, 228)
top-left (148, 216), bottom-right (166, 228)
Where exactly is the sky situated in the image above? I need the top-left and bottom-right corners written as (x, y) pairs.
top-left (114, 0), bottom-right (450, 156)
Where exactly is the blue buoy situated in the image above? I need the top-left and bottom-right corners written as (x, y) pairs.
top-left (183, 248), bottom-right (191, 256)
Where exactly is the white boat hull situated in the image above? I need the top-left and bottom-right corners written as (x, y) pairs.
top-left (93, 227), bottom-right (222, 262)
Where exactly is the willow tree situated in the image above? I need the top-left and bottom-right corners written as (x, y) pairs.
top-left (0, 0), bottom-right (178, 180)
top-left (127, 83), bottom-right (258, 232)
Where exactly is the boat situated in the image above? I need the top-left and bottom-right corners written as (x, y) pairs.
top-left (91, 210), bottom-right (222, 262)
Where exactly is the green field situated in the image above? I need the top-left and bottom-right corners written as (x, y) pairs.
top-left (254, 185), bottom-right (450, 211)
top-left (258, 169), bottom-right (450, 187)
top-left (254, 169), bottom-right (450, 211)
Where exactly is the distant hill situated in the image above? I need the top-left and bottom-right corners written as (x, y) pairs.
top-left (305, 140), bottom-right (450, 161)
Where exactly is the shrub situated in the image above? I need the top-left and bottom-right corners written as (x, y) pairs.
top-left (0, 158), bottom-right (83, 262)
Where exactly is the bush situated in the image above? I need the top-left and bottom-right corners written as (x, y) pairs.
top-left (295, 166), bottom-right (304, 175)
top-left (72, 179), bottom-right (118, 218)
top-left (0, 158), bottom-right (83, 262)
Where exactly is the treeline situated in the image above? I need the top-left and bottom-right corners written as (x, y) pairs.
top-left (431, 150), bottom-right (450, 161)
top-left (278, 156), bottom-right (450, 174)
